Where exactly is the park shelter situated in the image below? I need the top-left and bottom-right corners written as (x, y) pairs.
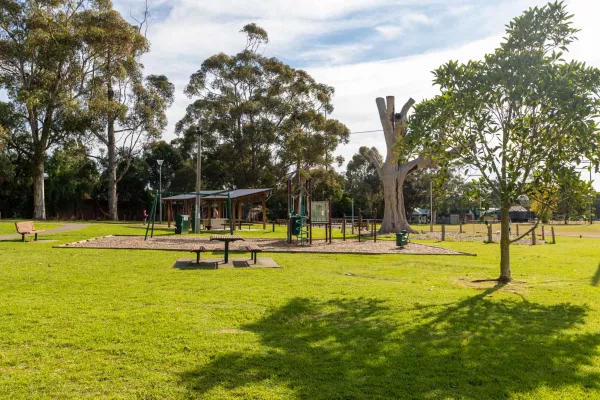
top-left (162, 188), bottom-right (273, 230)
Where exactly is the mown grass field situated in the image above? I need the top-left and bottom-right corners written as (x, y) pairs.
top-left (1, 223), bottom-right (599, 399)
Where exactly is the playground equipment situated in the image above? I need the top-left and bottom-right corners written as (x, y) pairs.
top-left (286, 178), bottom-right (332, 245)
top-left (285, 177), bottom-right (385, 245)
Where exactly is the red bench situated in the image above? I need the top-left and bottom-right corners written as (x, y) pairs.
top-left (15, 221), bottom-right (45, 242)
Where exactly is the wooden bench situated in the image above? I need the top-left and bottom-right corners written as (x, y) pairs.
top-left (246, 245), bottom-right (262, 264)
top-left (239, 222), bottom-right (253, 230)
top-left (190, 246), bottom-right (207, 264)
top-left (15, 221), bottom-right (45, 242)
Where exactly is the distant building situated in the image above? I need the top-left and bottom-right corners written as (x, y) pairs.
top-left (410, 208), bottom-right (429, 224)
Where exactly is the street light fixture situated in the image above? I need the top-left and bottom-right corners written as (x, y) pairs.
top-left (195, 126), bottom-right (204, 233)
top-left (157, 159), bottom-right (164, 224)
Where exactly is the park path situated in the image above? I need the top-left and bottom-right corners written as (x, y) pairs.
top-left (0, 223), bottom-right (89, 241)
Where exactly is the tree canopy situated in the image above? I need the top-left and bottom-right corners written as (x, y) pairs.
top-left (411, 1), bottom-right (600, 281)
top-left (176, 24), bottom-right (349, 190)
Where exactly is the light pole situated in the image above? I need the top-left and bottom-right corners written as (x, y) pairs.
top-left (195, 126), bottom-right (204, 233)
top-left (430, 180), bottom-right (433, 232)
top-left (157, 160), bottom-right (164, 223)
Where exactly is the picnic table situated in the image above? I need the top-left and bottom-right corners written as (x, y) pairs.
top-left (210, 234), bottom-right (244, 264)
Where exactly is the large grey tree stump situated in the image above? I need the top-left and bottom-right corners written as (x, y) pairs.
top-left (367, 96), bottom-right (434, 234)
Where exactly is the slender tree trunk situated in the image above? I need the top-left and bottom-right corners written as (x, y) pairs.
top-left (107, 118), bottom-right (118, 221)
top-left (32, 152), bottom-right (46, 220)
top-left (499, 203), bottom-right (511, 282)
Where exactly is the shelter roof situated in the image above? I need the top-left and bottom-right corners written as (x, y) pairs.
top-left (162, 188), bottom-right (273, 202)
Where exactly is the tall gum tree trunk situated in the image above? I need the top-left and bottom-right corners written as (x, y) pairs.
top-left (499, 205), bottom-right (511, 282)
top-left (107, 119), bottom-right (118, 221)
top-left (367, 96), bottom-right (433, 234)
top-left (33, 153), bottom-right (46, 220)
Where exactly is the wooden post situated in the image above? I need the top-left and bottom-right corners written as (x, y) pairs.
top-left (358, 209), bottom-right (362, 242)
top-left (238, 200), bottom-right (243, 228)
top-left (516, 224), bottom-right (519, 236)
top-left (551, 226), bottom-right (556, 244)
top-left (532, 227), bottom-right (537, 245)
top-left (373, 208), bottom-right (377, 242)
top-left (232, 200), bottom-right (237, 231)
top-left (167, 200), bottom-right (172, 228)
top-left (328, 199), bottom-right (332, 243)
top-left (343, 215), bottom-right (346, 241)
top-left (262, 193), bottom-right (267, 230)
top-left (541, 225), bottom-right (545, 241)
top-left (459, 223), bottom-right (462, 234)
top-left (487, 224), bottom-right (492, 243)
top-left (441, 224), bottom-right (446, 241)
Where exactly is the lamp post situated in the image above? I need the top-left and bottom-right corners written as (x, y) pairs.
top-left (157, 160), bottom-right (164, 223)
top-left (195, 126), bottom-right (204, 233)
top-left (430, 180), bottom-right (433, 232)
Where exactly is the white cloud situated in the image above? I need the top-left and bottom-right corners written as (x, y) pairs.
top-left (375, 25), bottom-right (404, 39)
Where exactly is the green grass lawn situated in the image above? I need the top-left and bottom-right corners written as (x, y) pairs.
top-left (1, 224), bottom-right (599, 399)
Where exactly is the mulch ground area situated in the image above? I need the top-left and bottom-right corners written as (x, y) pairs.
top-left (56, 235), bottom-right (472, 256)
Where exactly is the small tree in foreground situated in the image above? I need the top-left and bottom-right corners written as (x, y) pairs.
top-left (412, 1), bottom-right (600, 282)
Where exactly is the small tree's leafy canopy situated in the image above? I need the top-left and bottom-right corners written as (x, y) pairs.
top-left (530, 166), bottom-right (595, 222)
top-left (410, 1), bottom-right (600, 281)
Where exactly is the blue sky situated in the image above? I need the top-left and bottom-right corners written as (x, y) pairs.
top-left (114, 0), bottom-right (600, 189)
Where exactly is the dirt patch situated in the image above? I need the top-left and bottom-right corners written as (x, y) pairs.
top-left (56, 235), bottom-right (473, 256)
top-left (452, 277), bottom-right (530, 294)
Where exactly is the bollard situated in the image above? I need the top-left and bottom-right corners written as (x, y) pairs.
top-left (358, 209), bottom-right (362, 243)
top-left (459, 223), bottom-right (463, 234)
top-left (532, 228), bottom-right (537, 245)
top-left (272, 220), bottom-right (275, 233)
top-left (516, 224), bottom-right (519, 236)
top-left (487, 224), bottom-right (493, 243)
top-left (551, 226), bottom-right (556, 244)
top-left (541, 225), bottom-right (545, 241)
top-left (373, 208), bottom-right (377, 242)
top-left (441, 224), bottom-right (446, 241)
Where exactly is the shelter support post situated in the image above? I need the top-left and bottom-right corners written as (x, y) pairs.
top-left (262, 193), bottom-right (267, 230)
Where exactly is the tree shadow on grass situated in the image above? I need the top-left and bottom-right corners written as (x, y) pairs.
top-left (592, 263), bottom-right (600, 286)
top-left (180, 291), bottom-right (600, 399)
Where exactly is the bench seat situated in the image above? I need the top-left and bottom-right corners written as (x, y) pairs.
top-left (190, 246), bottom-right (207, 264)
top-left (15, 221), bottom-right (45, 242)
top-left (246, 245), bottom-right (262, 264)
